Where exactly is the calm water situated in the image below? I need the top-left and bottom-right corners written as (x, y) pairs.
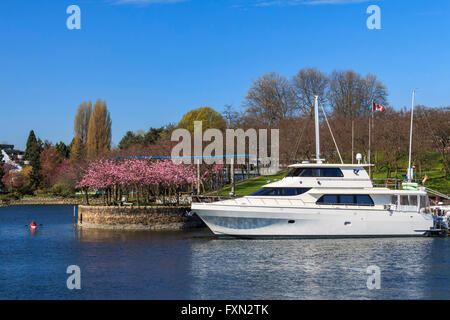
top-left (0, 205), bottom-right (449, 300)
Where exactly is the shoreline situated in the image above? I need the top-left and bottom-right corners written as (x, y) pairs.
top-left (0, 197), bottom-right (103, 207)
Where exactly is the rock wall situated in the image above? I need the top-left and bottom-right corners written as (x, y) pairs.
top-left (78, 205), bottom-right (204, 230)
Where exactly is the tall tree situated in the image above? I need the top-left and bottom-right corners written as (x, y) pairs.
top-left (328, 70), bottom-right (388, 118)
top-left (244, 72), bottom-right (295, 126)
top-left (360, 73), bottom-right (388, 113)
top-left (74, 101), bottom-right (92, 144)
top-left (69, 136), bottom-right (85, 163)
top-left (86, 99), bottom-right (112, 159)
top-left (292, 68), bottom-right (329, 118)
top-left (24, 130), bottom-right (38, 161)
top-left (24, 130), bottom-right (43, 190)
top-left (40, 144), bottom-right (62, 188)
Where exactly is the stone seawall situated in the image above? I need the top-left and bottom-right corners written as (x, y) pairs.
top-left (78, 205), bottom-right (205, 230)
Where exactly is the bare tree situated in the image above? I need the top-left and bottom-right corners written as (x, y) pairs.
top-left (292, 67), bottom-right (329, 118)
top-left (361, 73), bottom-right (388, 113)
top-left (244, 72), bottom-right (296, 126)
top-left (328, 70), bottom-right (388, 118)
top-left (222, 104), bottom-right (242, 129)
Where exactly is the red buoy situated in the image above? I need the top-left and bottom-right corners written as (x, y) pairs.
top-left (30, 222), bottom-right (37, 230)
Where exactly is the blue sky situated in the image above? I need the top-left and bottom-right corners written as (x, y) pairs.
top-left (0, 0), bottom-right (449, 149)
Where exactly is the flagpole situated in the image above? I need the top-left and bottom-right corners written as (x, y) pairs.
top-left (368, 100), bottom-right (372, 177)
top-left (351, 119), bottom-right (354, 164)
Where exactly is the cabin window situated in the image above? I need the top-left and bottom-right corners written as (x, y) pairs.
top-left (316, 194), bottom-right (374, 206)
top-left (409, 195), bottom-right (418, 206)
top-left (249, 188), bottom-right (311, 196)
top-left (391, 195), bottom-right (398, 205)
top-left (340, 195), bottom-right (355, 205)
top-left (288, 168), bottom-right (299, 177)
top-left (287, 168), bottom-right (344, 178)
top-left (318, 195), bottom-right (339, 204)
top-left (400, 196), bottom-right (409, 206)
top-left (419, 196), bottom-right (430, 213)
top-left (356, 195), bottom-right (374, 206)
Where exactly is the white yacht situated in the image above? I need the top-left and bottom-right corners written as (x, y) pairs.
top-left (191, 96), bottom-right (434, 238)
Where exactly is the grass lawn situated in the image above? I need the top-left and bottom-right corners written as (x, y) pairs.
top-left (209, 171), bottom-right (289, 196)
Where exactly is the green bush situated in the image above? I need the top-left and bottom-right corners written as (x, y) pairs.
top-left (50, 183), bottom-right (75, 198)
top-left (0, 192), bottom-right (21, 203)
top-left (18, 185), bottom-right (34, 196)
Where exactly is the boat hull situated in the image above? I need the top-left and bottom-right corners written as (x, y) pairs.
top-left (191, 204), bottom-right (434, 237)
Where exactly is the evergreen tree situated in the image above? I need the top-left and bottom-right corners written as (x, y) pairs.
top-left (24, 130), bottom-right (43, 190)
top-left (86, 99), bottom-right (112, 158)
top-left (24, 130), bottom-right (37, 161)
top-left (55, 141), bottom-right (70, 159)
top-left (118, 131), bottom-right (141, 150)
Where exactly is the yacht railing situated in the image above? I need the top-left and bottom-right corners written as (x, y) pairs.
top-left (425, 188), bottom-right (450, 200)
top-left (192, 195), bottom-right (236, 203)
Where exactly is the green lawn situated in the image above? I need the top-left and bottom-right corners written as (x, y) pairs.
top-left (209, 171), bottom-right (289, 196)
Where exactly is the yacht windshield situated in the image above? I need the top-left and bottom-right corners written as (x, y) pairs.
top-left (287, 168), bottom-right (344, 177)
top-left (249, 188), bottom-right (311, 196)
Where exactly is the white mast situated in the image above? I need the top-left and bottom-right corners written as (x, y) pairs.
top-left (314, 95), bottom-right (322, 164)
top-left (407, 90), bottom-right (415, 182)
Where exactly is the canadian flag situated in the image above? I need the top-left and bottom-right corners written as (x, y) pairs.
top-left (372, 101), bottom-right (385, 112)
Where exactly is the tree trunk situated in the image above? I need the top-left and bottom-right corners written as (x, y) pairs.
top-left (84, 188), bottom-right (89, 205)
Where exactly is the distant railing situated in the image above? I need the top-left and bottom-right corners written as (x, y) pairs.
top-left (372, 178), bottom-right (418, 189)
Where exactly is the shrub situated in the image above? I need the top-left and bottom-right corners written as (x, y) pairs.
top-left (50, 183), bottom-right (75, 198)
top-left (0, 192), bottom-right (21, 204)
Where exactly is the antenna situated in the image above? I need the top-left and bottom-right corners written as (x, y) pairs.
top-left (407, 89), bottom-right (416, 182)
